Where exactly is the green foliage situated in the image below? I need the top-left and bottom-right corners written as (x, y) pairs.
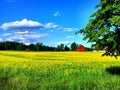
top-left (70, 42), bottom-right (78, 51)
top-left (77, 0), bottom-right (120, 57)
top-left (56, 44), bottom-right (65, 51)
top-left (0, 41), bottom-right (67, 51)
top-left (64, 45), bottom-right (70, 51)
top-left (0, 41), bottom-right (93, 52)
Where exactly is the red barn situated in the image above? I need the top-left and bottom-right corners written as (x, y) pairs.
top-left (76, 46), bottom-right (85, 52)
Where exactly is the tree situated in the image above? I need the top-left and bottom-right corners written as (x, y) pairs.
top-left (29, 44), bottom-right (36, 51)
top-left (56, 44), bottom-right (64, 51)
top-left (35, 43), bottom-right (43, 51)
top-left (64, 45), bottom-right (70, 51)
top-left (17, 43), bottom-right (25, 51)
top-left (77, 0), bottom-right (120, 57)
top-left (71, 42), bottom-right (78, 51)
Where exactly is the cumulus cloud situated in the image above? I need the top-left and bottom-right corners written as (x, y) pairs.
top-left (67, 36), bottom-right (75, 39)
top-left (0, 19), bottom-right (60, 44)
top-left (0, 19), bottom-right (59, 32)
top-left (3, 32), bottom-right (48, 44)
top-left (2, 33), bottom-right (12, 36)
top-left (53, 12), bottom-right (60, 17)
top-left (57, 41), bottom-right (70, 45)
top-left (0, 38), bottom-right (2, 41)
top-left (14, 31), bottom-right (29, 34)
top-left (24, 33), bottom-right (48, 39)
top-left (0, 19), bottom-right (44, 31)
top-left (45, 23), bottom-right (58, 28)
top-left (63, 28), bottom-right (78, 32)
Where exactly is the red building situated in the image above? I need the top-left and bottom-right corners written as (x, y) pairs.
top-left (76, 45), bottom-right (85, 52)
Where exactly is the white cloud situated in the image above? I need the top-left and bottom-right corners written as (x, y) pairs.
top-left (57, 41), bottom-right (70, 45)
top-left (0, 38), bottom-right (2, 41)
top-left (0, 19), bottom-right (59, 44)
top-left (67, 36), bottom-right (75, 39)
top-left (63, 28), bottom-right (78, 32)
top-left (24, 33), bottom-right (48, 39)
top-left (6, 38), bottom-right (14, 41)
top-left (2, 32), bottom-right (48, 44)
top-left (0, 19), bottom-right (59, 31)
top-left (14, 31), bottom-right (29, 34)
top-left (45, 23), bottom-right (58, 28)
top-left (2, 33), bottom-right (12, 36)
top-left (53, 12), bottom-right (60, 17)
top-left (0, 19), bottom-right (44, 31)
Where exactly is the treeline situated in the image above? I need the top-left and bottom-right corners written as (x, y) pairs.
top-left (0, 41), bottom-right (93, 51)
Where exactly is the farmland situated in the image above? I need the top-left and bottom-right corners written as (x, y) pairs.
top-left (0, 51), bottom-right (120, 90)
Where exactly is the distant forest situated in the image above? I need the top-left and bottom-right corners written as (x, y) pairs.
top-left (0, 41), bottom-right (93, 51)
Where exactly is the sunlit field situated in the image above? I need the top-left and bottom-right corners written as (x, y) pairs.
top-left (0, 51), bottom-right (120, 90)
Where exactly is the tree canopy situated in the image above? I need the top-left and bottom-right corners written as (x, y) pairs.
top-left (0, 41), bottom-right (92, 51)
top-left (71, 42), bottom-right (78, 51)
top-left (77, 0), bottom-right (120, 57)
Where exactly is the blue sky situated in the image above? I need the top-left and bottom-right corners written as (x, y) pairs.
top-left (0, 0), bottom-right (100, 47)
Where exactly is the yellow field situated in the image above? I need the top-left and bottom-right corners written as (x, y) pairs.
top-left (0, 51), bottom-right (120, 90)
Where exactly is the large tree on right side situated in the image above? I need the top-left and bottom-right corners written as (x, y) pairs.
top-left (77, 0), bottom-right (120, 57)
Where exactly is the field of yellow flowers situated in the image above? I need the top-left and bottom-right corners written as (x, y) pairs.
top-left (0, 51), bottom-right (120, 90)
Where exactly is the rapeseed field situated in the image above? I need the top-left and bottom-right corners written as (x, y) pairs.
top-left (0, 51), bottom-right (120, 90)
